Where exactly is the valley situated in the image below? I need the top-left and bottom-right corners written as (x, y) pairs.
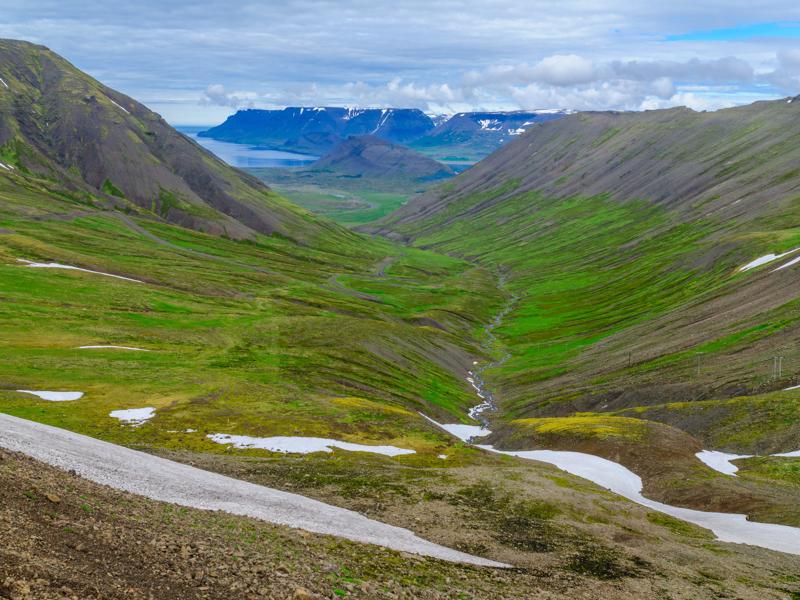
top-left (1, 37), bottom-right (800, 600)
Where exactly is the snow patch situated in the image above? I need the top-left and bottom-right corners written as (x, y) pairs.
top-left (784, 384), bottom-right (800, 391)
top-left (424, 410), bottom-right (800, 555)
top-left (773, 255), bottom-right (800, 272)
top-left (0, 161), bottom-right (12, 170)
top-left (478, 119), bottom-right (502, 131)
top-left (78, 345), bottom-right (149, 351)
top-left (17, 259), bottom-right (142, 283)
top-left (438, 454), bottom-right (448, 459)
top-left (110, 407), bottom-right (155, 427)
top-left (419, 413), bottom-right (490, 443)
top-left (0, 77), bottom-right (8, 89)
top-left (208, 434), bottom-right (415, 457)
top-left (775, 449), bottom-right (800, 458)
top-left (696, 450), bottom-right (751, 476)
top-left (16, 390), bottom-right (84, 402)
top-left (739, 247), bottom-right (800, 272)
top-left (107, 97), bottom-right (130, 114)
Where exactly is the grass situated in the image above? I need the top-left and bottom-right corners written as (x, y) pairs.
top-left (249, 167), bottom-right (435, 227)
top-left (614, 390), bottom-right (800, 453)
top-left (0, 181), bottom-right (507, 460)
top-left (508, 416), bottom-right (649, 442)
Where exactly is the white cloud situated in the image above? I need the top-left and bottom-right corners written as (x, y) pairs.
top-left (202, 84), bottom-right (258, 108)
top-left (3, 1), bottom-right (800, 122)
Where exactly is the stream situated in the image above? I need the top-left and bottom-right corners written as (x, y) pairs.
top-left (432, 275), bottom-right (800, 556)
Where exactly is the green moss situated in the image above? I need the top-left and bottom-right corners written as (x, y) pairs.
top-left (101, 178), bottom-right (125, 198)
top-left (647, 512), bottom-right (713, 539)
top-left (510, 416), bottom-right (649, 442)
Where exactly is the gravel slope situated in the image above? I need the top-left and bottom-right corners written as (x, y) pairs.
top-left (0, 413), bottom-right (507, 568)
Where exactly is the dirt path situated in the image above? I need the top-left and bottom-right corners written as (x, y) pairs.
top-left (0, 413), bottom-right (507, 568)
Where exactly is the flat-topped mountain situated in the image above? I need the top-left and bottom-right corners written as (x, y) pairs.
top-left (311, 135), bottom-right (454, 180)
top-left (199, 107), bottom-right (436, 154)
top-left (199, 108), bottom-right (570, 162)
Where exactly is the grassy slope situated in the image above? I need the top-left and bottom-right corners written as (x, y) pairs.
top-left (0, 168), bottom-right (506, 458)
top-left (364, 101), bottom-right (800, 526)
top-left (372, 101), bottom-right (800, 434)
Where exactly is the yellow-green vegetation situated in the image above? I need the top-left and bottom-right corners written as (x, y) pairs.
top-left (511, 416), bottom-right (649, 442)
top-left (646, 513), bottom-right (713, 540)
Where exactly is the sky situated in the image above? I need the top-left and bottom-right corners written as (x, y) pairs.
top-left (1, 1), bottom-right (800, 124)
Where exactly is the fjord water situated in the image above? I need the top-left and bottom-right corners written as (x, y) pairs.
top-left (178, 127), bottom-right (318, 168)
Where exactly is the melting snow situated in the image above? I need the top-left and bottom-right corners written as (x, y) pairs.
top-left (78, 345), bottom-right (149, 351)
top-left (17, 259), bottom-right (142, 283)
top-left (739, 247), bottom-right (800, 272)
top-left (422, 412), bottom-right (800, 555)
top-left (784, 384), bottom-right (800, 391)
top-left (107, 97), bottom-right (130, 114)
top-left (773, 255), bottom-right (800, 272)
top-left (0, 162), bottom-right (12, 170)
top-left (695, 450), bottom-right (751, 476)
top-left (110, 407), bottom-right (155, 426)
top-left (16, 390), bottom-right (84, 402)
top-left (478, 119), bottom-right (502, 131)
top-left (775, 449), bottom-right (800, 458)
top-left (0, 77), bottom-right (8, 89)
top-left (208, 434), bottom-right (416, 457)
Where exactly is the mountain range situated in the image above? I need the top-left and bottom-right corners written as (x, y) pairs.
top-left (199, 106), bottom-right (570, 161)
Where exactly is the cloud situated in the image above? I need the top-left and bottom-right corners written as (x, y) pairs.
top-left (2, 1), bottom-right (799, 122)
top-left (202, 84), bottom-right (258, 108)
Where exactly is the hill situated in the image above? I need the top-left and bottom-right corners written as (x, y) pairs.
top-left (0, 41), bottom-right (353, 243)
top-left (371, 97), bottom-right (800, 457)
top-left (311, 135), bottom-right (454, 180)
top-left (199, 107), bottom-right (436, 154)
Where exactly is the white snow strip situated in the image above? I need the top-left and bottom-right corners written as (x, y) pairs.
top-left (739, 247), bottom-right (800, 272)
top-left (0, 162), bottom-right (10, 170)
top-left (423, 413), bottom-right (800, 556)
top-left (16, 390), bottom-right (84, 402)
top-left (773, 255), bottom-right (800, 272)
top-left (784, 384), bottom-right (800, 391)
top-left (419, 413), bottom-right (490, 443)
top-left (486, 445), bottom-right (800, 555)
top-left (17, 259), bottom-right (142, 283)
top-left (208, 434), bottom-right (415, 457)
top-left (110, 407), bottom-right (155, 427)
top-left (774, 450), bottom-right (800, 458)
top-left (78, 345), bottom-right (149, 351)
top-left (107, 97), bottom-right (130, 114)
top-left (0, 77), bottom-right (8, 89)
top-left (438, 454), bottom-right (448, 459)
top-left (695, 450), bottom-right (751, 476)
top-left (0, 413), bottom-right (506, 567)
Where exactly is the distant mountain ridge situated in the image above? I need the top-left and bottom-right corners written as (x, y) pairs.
top-left (199, 107), bottom-right (436, 154)
top-left (199, 107), bottom-right (571, 161)
top-left (409, 110), bottom-right (570, 161)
